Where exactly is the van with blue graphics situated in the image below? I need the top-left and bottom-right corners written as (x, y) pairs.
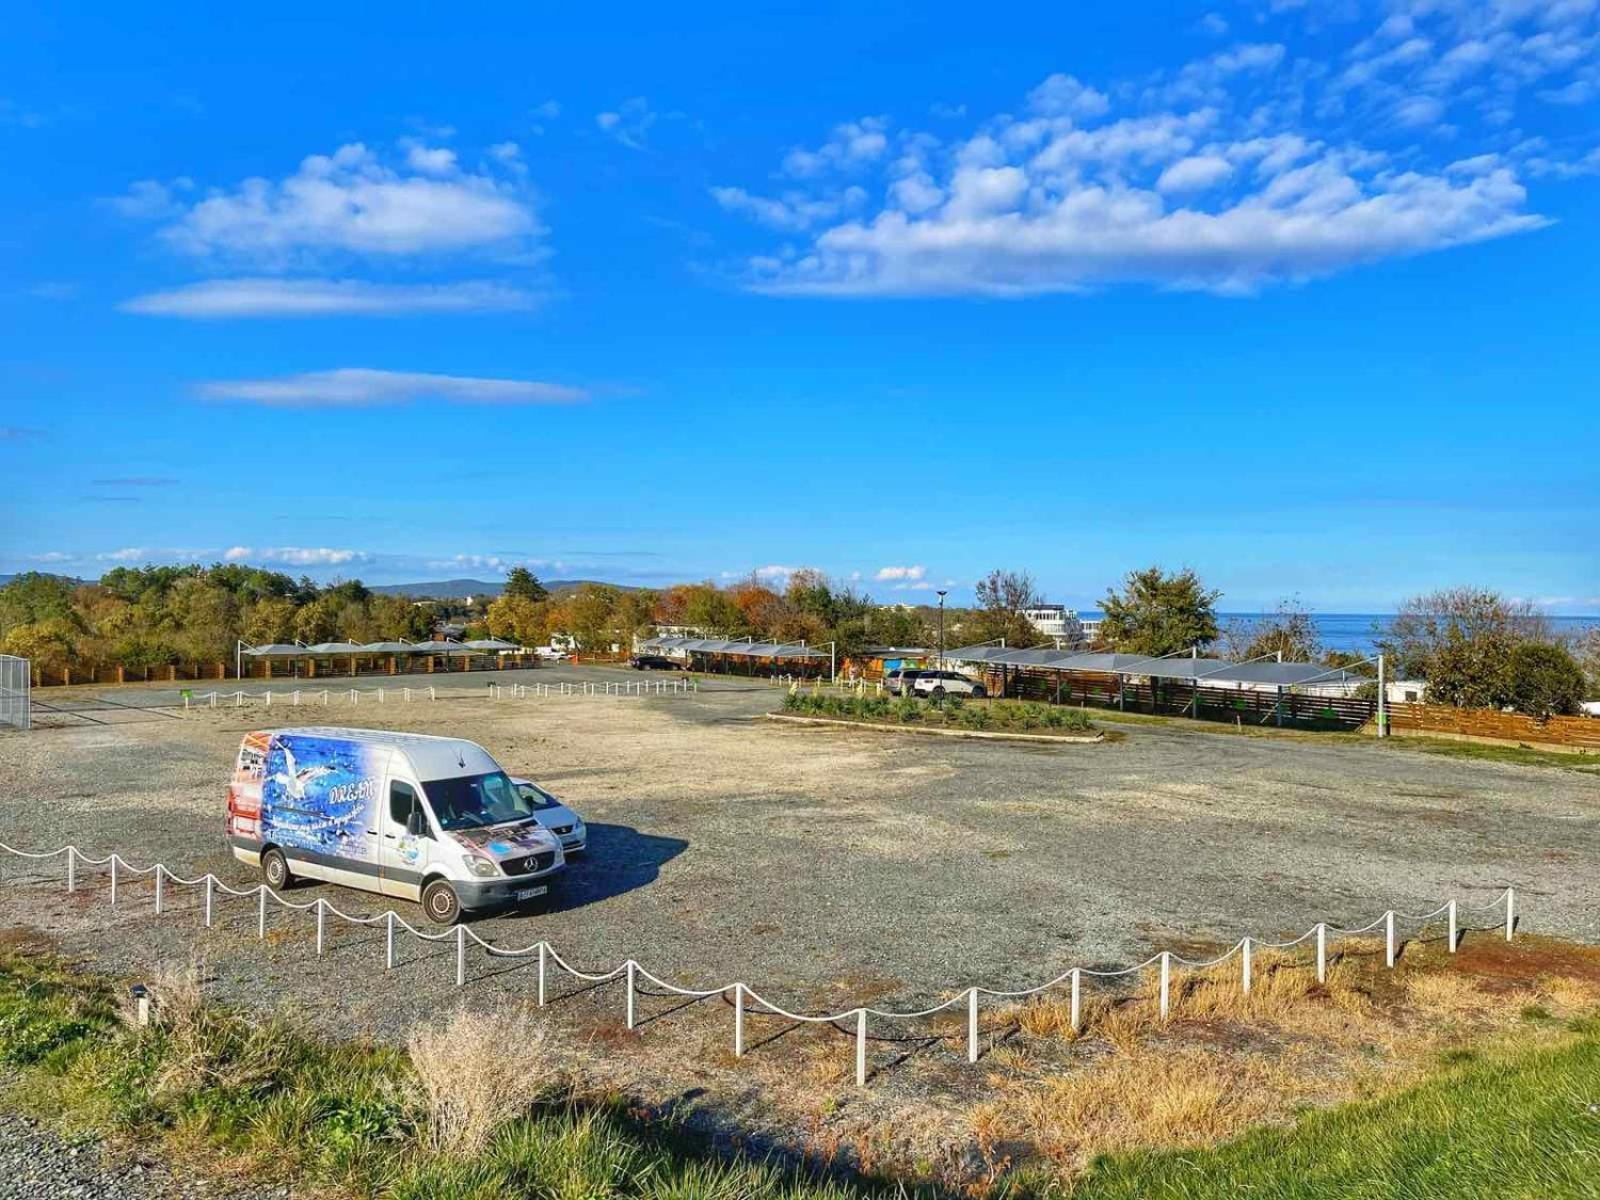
top-left (227, 727), bottom-right (565, 924)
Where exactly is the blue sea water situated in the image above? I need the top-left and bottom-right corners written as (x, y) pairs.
top-left (1077, 612), bottom-right (1597, 657)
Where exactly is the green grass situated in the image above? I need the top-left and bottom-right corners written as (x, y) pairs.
top-left (1381, 736), bottom-right (1600, 774)
top-left (0, 950), bottom-right (906, 1200)
top-left (3, 950), bottom-right (1597, 1199)
top-left (1064, 1015), bottom-right (1600, 1199)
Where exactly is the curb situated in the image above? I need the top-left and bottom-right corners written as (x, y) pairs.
top-left (763, 713), bottom-right (1105, 744)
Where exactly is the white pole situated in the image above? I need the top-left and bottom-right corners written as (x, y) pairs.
top-left (386, 911), bottom-right (395, 969)
top-left (154, 864), bottom-right (164, 915)
top-left (1385, 910), bottom-right (1396, 968)
top-left (204, 875), bottom-right (214, 928)
top-left (1316, 923), bottom-right (1327, 983)
top-left (1377, 653), bottom-right (1387, 738)
top-left (537, 943), bottom-right (547, 1007)
top-left (1069, 969), bottom-right (1081, 1033)
top-left (967, 988), bottom-right (980, 1063)
top-left (1159, 951), bottom-right (1171, 1021)
top-left (65, 847), bottom-right (75, 894)
top-left (110, 856), bottom-right (118, 905)
top-left (734, 984), bottom-right (746, 1057)
top-left (855, 1009), bottom-right (868, 1086)
top-left (456, 925), bottom-right (466, 986)
top-left (316, 898), bottom-right (325, 955)
top-left (1506, 888), bottom-right (1515, 941)
top-left (1448, 899), bottom-right (1457, 953)
top-left (258, 886), bottom-right (267, 938)
top-left (625, 961), bottom-right (637, 1029)
top-left (1241, 937), bottom-right (1252, 995)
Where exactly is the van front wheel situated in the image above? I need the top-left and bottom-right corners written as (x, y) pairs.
top-left (261, 848), bottom-right (292, 891)
top-left (422, 879), bottom-right (463, 925)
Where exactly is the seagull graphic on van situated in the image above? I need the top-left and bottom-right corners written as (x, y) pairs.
top-left (269, 741), bottom-right (335, 801)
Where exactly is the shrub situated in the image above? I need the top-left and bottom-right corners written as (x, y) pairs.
top-left (958, 704), bottom-right (990, 730)
top-left (1505, 643), bottom-right (1586, 718)
top-left (408, 1007), bottom-right (561, 1155)
top-left (892, 697), bottom-right (922, 723)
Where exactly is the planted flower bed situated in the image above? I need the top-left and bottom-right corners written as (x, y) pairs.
top-left (780, 689), bottom-right (1096, 735)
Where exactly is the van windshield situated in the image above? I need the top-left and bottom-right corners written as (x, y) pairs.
top-left (421, 771), bottom-right (536, 831)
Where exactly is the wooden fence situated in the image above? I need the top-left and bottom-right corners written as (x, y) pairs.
top-left (1387, 702), bottom-right (1600, 751)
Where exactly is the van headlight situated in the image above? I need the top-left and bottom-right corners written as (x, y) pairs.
top-left (462, 853), bottom-right (499, 878)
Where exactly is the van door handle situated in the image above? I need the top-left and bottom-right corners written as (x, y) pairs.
top-left (366, 829), bottom-right (378, 835)
top-left (383, 833), bottom-right (397, 839)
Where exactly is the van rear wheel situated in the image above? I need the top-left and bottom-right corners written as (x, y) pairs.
top-left (422, 879), bottom-right (463, 926)
top-left (261, 848), bottom-right (292, 891)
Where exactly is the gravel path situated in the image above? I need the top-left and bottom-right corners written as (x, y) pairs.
top-left (0, 1110), bottom-right (283, 1200)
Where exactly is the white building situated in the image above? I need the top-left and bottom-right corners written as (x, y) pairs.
top-left (1022, 604), bottom-right (1087, 646)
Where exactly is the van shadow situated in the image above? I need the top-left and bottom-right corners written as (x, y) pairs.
top-left (541, 822), bottom-right (687, 915)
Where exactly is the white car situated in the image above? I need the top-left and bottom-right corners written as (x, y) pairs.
top-left (511, 777), bottom-right (588, 855)
top-left (911, 669), bottom-right (988, 700)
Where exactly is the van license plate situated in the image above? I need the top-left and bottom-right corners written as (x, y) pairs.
top-left (515, 885), bottom-right (548, 901)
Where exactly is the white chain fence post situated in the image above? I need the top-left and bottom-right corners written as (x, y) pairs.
top-left (734, 984), bottom-right (746, 1057)
top-left (1448, 899), bottom-right (1457, 952)
top-left (1506, 888), bottom-right (1515, 941)
top-left (1316, 922), bottom-right (1327, 983)
top-left (204, 875), bottom-right (214, 928)
top-left (456, 925), bottom-right (466, 986)
top-left (1385, 910), bottom-right (1396, 968)
top-left (967, 988), bottom-right (979, 1063)
top-left (855, 1009), bottom-right (868, 1086)
top-left (154, 864), bottom-right (164, 915)
top-left (1241, 937), bottom-right (1252, 995)
top-left (537, 943), bottom-right (547, 1007)
top-left (65, 846), bottom-right (75, 894)
top-left (1070, 968), bottom-right (1082, 1032)
top-left (316, 898), bottom-right (326, 955)
top-left (110, 855), bottom-right (118, 905)
top-left (385, 911), bottom-right (396, 969)
top-left (257, 887), bottom-right (267, 938)
top-left (625, 961), bottom-right (637, 1029)
top-left (1158, 951), bottom-right (1171, 1021)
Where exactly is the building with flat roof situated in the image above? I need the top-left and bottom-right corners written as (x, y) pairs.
top-left (1022, 604), bottom-right (1086, 645)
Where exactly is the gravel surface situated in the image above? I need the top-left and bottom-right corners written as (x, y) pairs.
top-left (0, 1110), bottom-right (283, 1200)
top-left (2, 662), bottom-right (1596, 1165)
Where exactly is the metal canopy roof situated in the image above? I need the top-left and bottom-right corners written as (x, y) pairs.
top-left (360, 641), bottom-right (420, 653)
top-left (462, 638), bottom-right (520, 651)
top-left (940, 643), bottom-right (1365, 688)
top-left (303, 641), bottom-right (364, 654)
top-left (242, 643), bottom-right (305, 657)
top-left (638, 635), bottom-right (829, 660)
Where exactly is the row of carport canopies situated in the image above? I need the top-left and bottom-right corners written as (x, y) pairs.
top-left (637, 636), bottom-right (832, 661)
top-left (243, 638), bottom-right (523, 657)
top-left (939, 644), bottom-right (1368, 689)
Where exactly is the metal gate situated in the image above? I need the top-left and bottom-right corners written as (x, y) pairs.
top-left (0, 655), bottom-right (29, 730)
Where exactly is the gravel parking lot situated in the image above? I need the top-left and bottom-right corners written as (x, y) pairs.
top-left (2, 662), bottom-right (1596, 1159)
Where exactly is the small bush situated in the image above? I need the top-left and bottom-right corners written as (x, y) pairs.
top-left (958, 704), bottom-right (991, 730)
top-left (408, 1007), bottom-right (562, 1156)
top-left (892, 697), bottom-right (923, 722)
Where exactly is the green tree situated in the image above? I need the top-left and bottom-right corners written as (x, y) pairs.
top-left (293, 597), bottom-right (339, 645)
top-left (0, 617), bottom-right (82, 670)
top-left (960, 569), bottom-right (1046, 648)
top-left (242, 596), bottom-right (297, 644)
top-left (1098, 566), bottom-right (1220, 656)
top-left (563, 584), bottom-right (619, 651)
top-left (503, 567), bottom-right (549, 603)
top-left (1225, 598), bottom-right (1320, 663)
top-left (1380, 588), bottom-right (1550, 709)
top-left (0, 572), bottom-right (77, 636)
top-left (1573, 627), bottom-right (1600, 698)
top-left (1505, 643), bottom-right (1586, 718)
top-left (485, 595), bottom-right (550, 646)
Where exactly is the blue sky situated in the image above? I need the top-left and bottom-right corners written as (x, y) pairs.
top-left (2, 1), bottom-right (1597, 612)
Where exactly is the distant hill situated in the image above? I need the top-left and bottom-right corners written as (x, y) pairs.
top-left (368, 578), bottom-right (641, 600)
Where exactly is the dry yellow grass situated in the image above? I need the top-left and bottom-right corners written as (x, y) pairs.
top-left (970, 940), bottom-right (1600, 1177)
top-left (407, 1005), bottom-right (563, 1155)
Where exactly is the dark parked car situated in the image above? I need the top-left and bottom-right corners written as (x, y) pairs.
top-left (629, 654), bottom-right (685, 671)
top-left (884, 668), bottom-right (926, 696)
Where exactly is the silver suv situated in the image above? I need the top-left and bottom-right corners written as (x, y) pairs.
top-left (912, 670), bottom-right (988, 699)
top-left (883, 668), bottom-right (926, 696)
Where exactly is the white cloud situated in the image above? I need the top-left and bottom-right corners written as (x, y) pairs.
top-left (120, 278), bottom-right (540, 319)
top-left (1027, 74), bottom-right (1111, 118)
top-left (1157, 153), bottom-right (1235, 192)
top-left (23, 551), bottom-right (73, 563)
top-left (874, 565), bottom-right (926, 581)
top-left (752, 564), bottom-right (807, 580)
top-left (596, 98), bottom-right (657, 149)
top-left (104, 177), bottom-right (193, 219)
top-left (1196, 12), bottom-right (1229, 36)
top-left (709, 185), bottom-right (866, 231)
top-left (126, 142), bottom-right (537, 265)
top-left (197, 368), bottom-right (589, 408)
top-left (224, 546), bottom-right (366, 566)
top-left (781, 118), bottom-right (891, 177)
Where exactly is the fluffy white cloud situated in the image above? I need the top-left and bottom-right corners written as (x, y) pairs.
top-left (781, 118), bottom-right (891, 177)
top-left (125, 142), bottom-right (538, 265)
top-left (197, 368), bottom-right (589, 407)
top-left (224, 546), bottom-right (366, 566)
top-left (1157, 154), bottom-right (1234, 192)
top-left (120, 278), bottom-right (540, 318)
top-left (709, 185), bottom-right (866, 231)
top-left (874, 565), bottom-right (926, 581)
top-left (717, 22), bottom-right (1559, 297)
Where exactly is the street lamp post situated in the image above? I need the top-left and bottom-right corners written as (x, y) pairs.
top-left (936, 590), bottom-right (947, 674)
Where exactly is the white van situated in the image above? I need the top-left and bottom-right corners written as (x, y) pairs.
top-left (227, 727), bottom-right (565, 924)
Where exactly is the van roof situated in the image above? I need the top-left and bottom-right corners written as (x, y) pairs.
top-left (249, 726), bottom-right (481, 748)
top-left (245, 727), bottom-right (504, 780)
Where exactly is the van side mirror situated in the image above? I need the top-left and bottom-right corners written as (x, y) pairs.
top-left (406, 810), bottom-right (427, 837)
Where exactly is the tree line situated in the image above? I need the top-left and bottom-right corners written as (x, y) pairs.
top-left (2, 563), bottom-right (1594, 715)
